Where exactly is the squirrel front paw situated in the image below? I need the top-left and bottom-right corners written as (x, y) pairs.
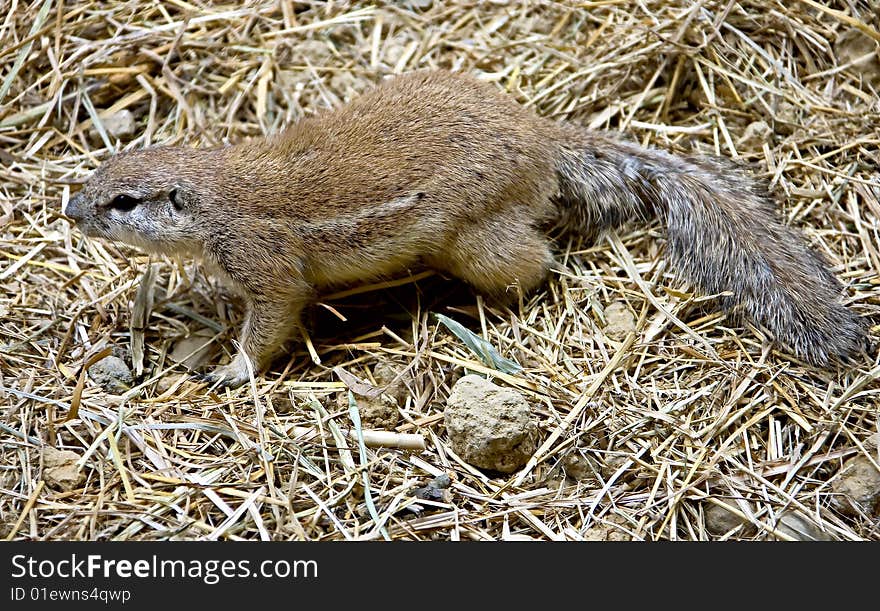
top-left (193, 354), bottom-right (254, 389)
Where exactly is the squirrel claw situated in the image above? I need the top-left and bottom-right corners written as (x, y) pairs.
top-left (189, 371), bottom-right (213, 384)
top-left (192, 360), bottom-right (250, 390)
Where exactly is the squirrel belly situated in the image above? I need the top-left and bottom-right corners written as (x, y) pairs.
top-left (64, 70), bottom-right (867, 387)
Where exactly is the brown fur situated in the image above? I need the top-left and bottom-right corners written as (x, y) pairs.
top-left (64, 70), bottom-right (868, 387)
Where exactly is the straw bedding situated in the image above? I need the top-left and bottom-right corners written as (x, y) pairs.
top-left (1, 0), bottom-right (879, 541)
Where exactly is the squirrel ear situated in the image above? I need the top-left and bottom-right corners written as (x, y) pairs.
top-left (168, 187), bottom-right (183, 211)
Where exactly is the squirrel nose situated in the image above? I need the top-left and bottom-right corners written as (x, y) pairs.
top-left (64, 192), bottom-right (86, 222)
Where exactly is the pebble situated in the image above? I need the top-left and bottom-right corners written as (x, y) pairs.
top-left (88, 355), bottom-right (133, 393)
top-left (444, 375), bottom-right (535, 473)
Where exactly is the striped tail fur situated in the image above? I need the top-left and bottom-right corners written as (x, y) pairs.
top-left (553, 128), bottom-right (867, 366)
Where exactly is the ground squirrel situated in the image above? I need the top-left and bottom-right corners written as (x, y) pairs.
top-left (64, 70), bottom-right (868, 387)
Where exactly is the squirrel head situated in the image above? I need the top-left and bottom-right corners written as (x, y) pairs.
top-left (64, 146), bottom-right (209, 256)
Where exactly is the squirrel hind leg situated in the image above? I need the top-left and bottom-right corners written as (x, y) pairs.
top-left (427, 220), bottom-right (553, 302)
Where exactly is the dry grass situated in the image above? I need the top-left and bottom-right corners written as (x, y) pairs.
top-left (1, 0), bottom-right (879, 541)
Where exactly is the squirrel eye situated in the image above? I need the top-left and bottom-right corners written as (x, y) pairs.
top-left (108, 194), bottom-right (140, 211)
top-left (169, 188), bottom-right (182, 211)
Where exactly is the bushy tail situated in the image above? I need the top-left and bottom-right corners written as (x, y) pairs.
top-left (554, 128), bottom-right (867, 365)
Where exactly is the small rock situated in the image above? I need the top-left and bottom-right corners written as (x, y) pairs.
top-left (169, 327), bottom-right (216, 370)
top-left (835, 28), bottom-right (880, 87)
top-left (372, 360), bottom-right (409, 404)
top-left (704, 501), bottom-right (755, 536)
top-left (273, 393), bottom-right (296, 414)
top-left (583, 514), bottom-right (633, 541)
top-left (154, 372), bottom-right (188, 395)
top-left (831, 452), bottom-right (880, 517)
top-left (561, 452), bottom-right (597, 482)
top-left (738, 120), bottom-right (772, 149)
top-left (101, 110), bottom-right (136, 139)
top-left (42, 447), bottom-right (84, 491)
top-left (88, 355), bottom-right (133, 393)
top-left (773, 511), bottom-right (832, 541)
top-left (543, 452), bottom-right (598, 488)
top-left (687, 86), bottom-right (708, 110)
top-left (357, 394), bottom-right (400, 430)
top-left (444, 375), bottom-right (536, 473)
top-left (602, 301), bottom-right (636, 341)
top-left (413, 474), bottom-right (452, 503)
top-left (600, 454), bottom-right (630, 481)
top-left (342, 361), bottom-right (410, 429)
